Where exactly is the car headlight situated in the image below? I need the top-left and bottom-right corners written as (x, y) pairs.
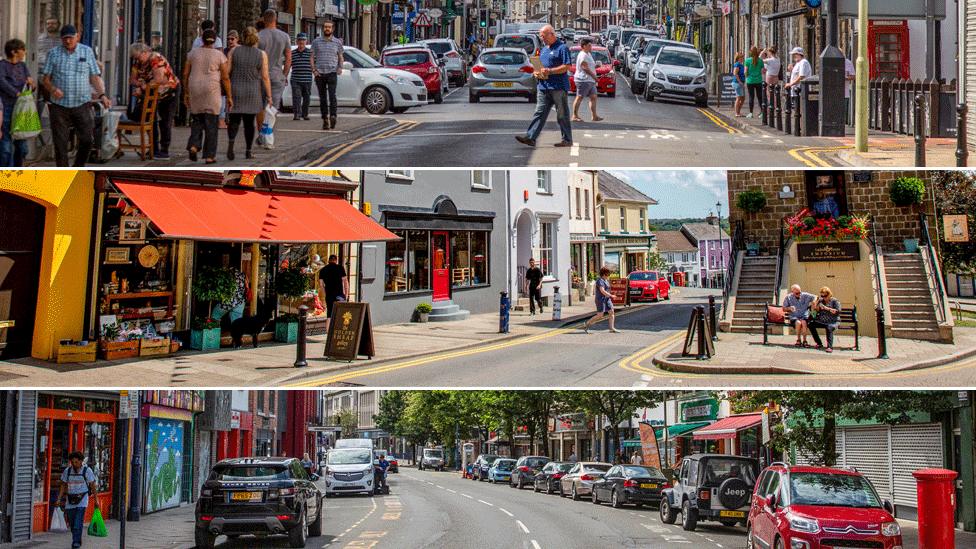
top-left (786, 513), bottom-right (820, 534)
top-left (652, 69), bottom-right (665, 80)
top-left (881, 521), bottom-right (901, 537)
top-left (637, 61), bottom-right (648, 70)
top-left (382, 74), bottom-right (410, 85)
top-left (694, 74), bottom-right (707, 84)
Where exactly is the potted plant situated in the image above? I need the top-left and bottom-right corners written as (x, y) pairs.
top-left (735, 189), bottom-right (768, 216)
top-left (415, 302), bottom-right (433, 323)
top-left (890, 176), bottom-right (925, 252)
top-left (274, 266), bottom-right (311, 343)
top-left (586, 272), bottom-right (597, 296)
top-left (190, 266), bottom-right (236, 351)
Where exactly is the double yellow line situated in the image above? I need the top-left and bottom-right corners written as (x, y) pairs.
top-left (618, 332), bottom-right (686, 376)
top-left (697, 108), bottom-right (742, 134)
top-left (788, 145), bottom-right (851, 167)
top-left (310, 120), bottom-right (419, 166)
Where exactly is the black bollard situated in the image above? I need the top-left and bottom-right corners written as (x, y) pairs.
top-left (696, 305), bottom-right (708, 360)
top-left (793, 94), bottom-right (801, 136)
top-left (294, 305), bottom-right (309, 367)
top-left (775, 85), bottom-right (783, 131)
top-left (914, 94), bottom-right (926, 167)
top-left (875, 306), bottom-right (888, 359)
top-left (708, 295), bottom-right (718, 341)
top-left (784, 88), bottom-right (792, 135)
top-left (957, 103), bottom-right (968, 167)
top-left (761, 83), bottom-right (768, 125)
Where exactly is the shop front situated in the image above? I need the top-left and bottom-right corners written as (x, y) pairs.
top-left (32, 392), bottom-right (119, 533)
top-left (140, 390), bottom-right (203, 514)
top-left (691, 412), bottom-right (763, 459)
top-left (216, 410), bottom-right (253, 461)
top-left (549, 413), bottom-right (595, 462)
top-left (603, 237), bottom-right (652, 275)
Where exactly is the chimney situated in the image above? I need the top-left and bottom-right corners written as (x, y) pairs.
top-left (705, 214), bottom-right (718, 226)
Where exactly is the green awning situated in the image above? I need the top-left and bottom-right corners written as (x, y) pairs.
top-left (654, 422), bottom-right (713, 439)
top-left (621, 439), bottom-right (642, 448)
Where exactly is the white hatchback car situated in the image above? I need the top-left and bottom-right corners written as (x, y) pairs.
top-left (282, 46), bottom-right (427, 114)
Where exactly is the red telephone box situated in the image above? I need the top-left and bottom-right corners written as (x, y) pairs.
top-left (672, 272), bottom-right (686, 287)
top-left (868, 21), bottom-right (910, 80)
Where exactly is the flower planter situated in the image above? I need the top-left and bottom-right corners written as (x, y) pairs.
top-left (275, 320), bottom-right (299, 343)
top-left (99, 340), bottom-right (140, 360)
top-left (139, 337), bottom-right (172, 357)
top-left (903, 238), bottom-right (920, 253)
top-left (417, 312), bottom-right (429, 323)
top-left (190, 327), bottom-right (221, 351)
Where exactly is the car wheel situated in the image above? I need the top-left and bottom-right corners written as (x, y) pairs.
top-left (611, 489), bottom-right (623, 508)
top-left (288, 509), bottom-right (308, 548)
top-left (659, 498), bottom-right (677, 524)
top-left (391, 107), bottom-right (409, 114)
top-left (696, 97), bottom-right (708, 108)
top-left (746, 525), bottom-right (757, 549)
top-left (308, 504), bottom-right (324, 537)
top-left (469, 93), bottom-right (479, 103)
top-left (774, 536), bottom-right (785, 549)
top-left (194, 527), bottom-right (216, 549)
top-left (517, 478), bottom-right (524, 490)
top-left (681, 500), bottom-right (699, 531)
top-left (433, 91), bottom-right (444, 104)
top-left (363, 86), bottom-right (392, 115)
top-left (665, 292), bottom-right (671, 300)
top-left (546, 482), bottom-right (554, 495)
top-left (571, 484), bottom-right (580, 501)
top-left (635, 503), bottom-right (644, 509)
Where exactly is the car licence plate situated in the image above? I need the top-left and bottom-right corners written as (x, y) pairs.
top-left (719, 510), bottom-right (745, 518)
top-left (231, 491), bottom-right (261, 502)
top-left (492, 82), bottom-right (514, 88)
top-left (640, 483), bottom-right (658, 489)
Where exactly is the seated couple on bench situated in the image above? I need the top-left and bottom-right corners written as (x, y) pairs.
top-left (771, 284), bottom-right (849, 353)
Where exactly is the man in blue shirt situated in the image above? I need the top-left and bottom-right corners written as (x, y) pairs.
top-left (516, 25), bottom-right (573, 147)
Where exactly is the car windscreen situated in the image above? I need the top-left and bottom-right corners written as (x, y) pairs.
top-left (495, 460), bottom-right (516, 471)
top-left (383, 51), bottom-right (430, 66)
top-left (327, 449), bottom-right (372, 465)
top-left (790, 473), bottom-right (883, 508)
top-left (555, 463), bottom-right (575, 472)
top-left (424, 449), bottom-right (444, 458)
top-left (702, 459), bottom-right (757, 486)
top-left (481, 52), bottom-right (527, 65)
top-left (495, 36), bottom-right (536, 54)
top-left (623, 465), bottom-right (665, 479)
top-left (425, 42), bottom-right (453, 55)
top-left (211, 465), bottom-right (289, 481)
top-left (570, 50), bottom-right (611, 66)
top-left (481, 454), bottom-right (500, 464)
top-left (345, 47), bottom-right (382, 69)
top-left (657, 49), bottom-right (704, 69)
top-left (628, 272), bottom-right (658, 281)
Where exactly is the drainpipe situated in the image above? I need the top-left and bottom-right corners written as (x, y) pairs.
top-left (505, 171), bottom-right (513, 298)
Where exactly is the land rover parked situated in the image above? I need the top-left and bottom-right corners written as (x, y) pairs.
top-left (659, 453), bottom-right (759, 531)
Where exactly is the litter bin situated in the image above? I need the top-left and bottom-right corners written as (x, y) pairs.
top-left (800, 77), bottom-right (820, 137)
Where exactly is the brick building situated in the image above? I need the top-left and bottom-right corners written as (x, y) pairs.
top-left (251, 390), bottom-right (281, 457)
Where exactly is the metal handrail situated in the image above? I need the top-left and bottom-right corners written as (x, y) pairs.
top-left (919, 213), bottom-right (948, 324)
top-left (774, 217), bottom-right (787, 305)
top-left (868, 215), bottom-right (886, 312)
top-left (721, 219), bottom-right (745, 320)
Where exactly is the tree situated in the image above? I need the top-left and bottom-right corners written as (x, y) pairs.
top-left (558, 390), bottom-right (663, 462)
top-left (374, 390), bottom-right (408, 436)
top-left (645, 250), bottom-right (669, 273)
top-left (733, 391), bottom-right (953, 466)
top-left (336, 409), bottom-right (358, 438)
top-left (933, 171), bottom-right (976, 275)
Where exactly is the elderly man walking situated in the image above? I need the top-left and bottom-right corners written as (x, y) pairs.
top-left (515, 25), bottom-right (573, 148)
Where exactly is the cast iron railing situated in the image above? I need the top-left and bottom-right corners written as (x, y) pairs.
top-left (919, 213), bottom-right (948, 324)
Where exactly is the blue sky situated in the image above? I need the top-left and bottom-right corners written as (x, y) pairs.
top-left (611, 170), bottom-right (729, 219)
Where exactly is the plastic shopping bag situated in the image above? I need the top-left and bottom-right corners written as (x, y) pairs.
top-left (87, 508), bottom-right (108, 537)
top-left (99, 106), bottom-right (121, 160)
top-left (11, 89), bottom-right (42, 140)
top-left (49, 507), bottom-right (68, 533)
top-left (259, 104), bottom-right (277, 149)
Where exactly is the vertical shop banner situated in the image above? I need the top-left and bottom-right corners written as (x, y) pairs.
top-left (638, 422), bottom-right (662, 470)
top-left (144, 418), bottom-right (185, 513)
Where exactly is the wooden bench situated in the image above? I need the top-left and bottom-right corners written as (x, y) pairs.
top-left (762, 303), bottom-right (859, 350)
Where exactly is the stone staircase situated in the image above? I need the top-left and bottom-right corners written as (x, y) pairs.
top-left (730, 256), bottom-right (779, 333)
top-left (883, 253), bottom-right (942, 341)
top-left (428, 299), bottom-right (471, 322)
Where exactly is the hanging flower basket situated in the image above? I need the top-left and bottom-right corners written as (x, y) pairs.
top-left (784, 208), bottom-right (869, 242)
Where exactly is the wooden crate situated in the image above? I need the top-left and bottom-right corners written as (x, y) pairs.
top-left (99, 340), bottom-right (140, 360)
top-left (139, 338), bottom-right (171, 357)
top-left (56, 342), bottom-right (97, 364)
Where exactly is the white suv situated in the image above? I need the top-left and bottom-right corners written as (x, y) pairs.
top-left (421, 38), bottom-right (467, 86)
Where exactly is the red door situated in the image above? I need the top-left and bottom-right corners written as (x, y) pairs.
top-left (868, 21), bottom-right (910, 80)
top-left (431, 231), bottom-right (450, 301)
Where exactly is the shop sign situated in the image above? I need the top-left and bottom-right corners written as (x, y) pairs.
top-left (324, 302), bottom-right (375, 361)
top-left (796, 242), bottom-right (860, 262)
top-left (680, 398), bottom-right (718, 422)
top-left (551, 413), bottom-right (588, 432)
top-left (944, 214), bottom-right (969, 243)
top-left (118, 390), bottom-right (140, 419)
top-left (609, 278), bottom-right (629, 305)
top-left (231, 410), bottom-right (241, 429)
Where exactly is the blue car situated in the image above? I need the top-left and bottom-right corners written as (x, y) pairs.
top-left (488, 459), bottom-right (516, 483)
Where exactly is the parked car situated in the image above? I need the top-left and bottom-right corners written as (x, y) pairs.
top-left (591, 464), bottom-right (671, 508)
top-left (323, 447), bottom-right (377, 497)
top-left (195, 457), bottom-right (323, 548)
top-left (643, 46), bottom-right (709, 107)
top-left (747, 463), bottom-right (903, 549)
top-left (660, 453), bottom-right (759, 531)
top-left (494, 33), bottom-right (542, 59)
top-left (605, 26), bottom-right (621, 56)
top-left (471, 454), bottom-right (501, 481)
top-left (632, 39), bottom-right (697, 95)
top-left (559, 27), bottom-right (576, 41)
top-left (281, 46), bottom-right (427, 114)
top-left (381, 44), bottom-right (448, 103)
top-left (569, 46), bottom-right (617, 98)
top-left (488, 458), bottom-right (517, 483)
top-left (614, 28), bottom-right (658, 61)
top-left (510, 455), bottom-right (551, 489)
top-left (419, 447), bottom-right (445, 471)
top-left (628, 270), bottom-right (671, 302)
top-left (469, 48), bottom-right (537, 103)
top-left (533, 461), bottom-right (575, 494)
top-left (624, 35), bottom-right (653, 77)
top-left (421, 38), bottom-right (467, 86)
top-left (388, 457), bottom-right (398, 473)
top-left (559, 461), bottom-right (613, 500)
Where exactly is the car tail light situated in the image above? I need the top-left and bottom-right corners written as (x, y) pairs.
top-left (427, 65), bottom-right (438, 74)
top-left (472, 65), bottom-right (487, 74)
top-left (623, 479), bottom-right (638, 488)
top-left (446, 51), bottom-right (460, 58)
top-left (553, 473), bottom-right (565, 479)
top-left (279, 487), bottom-right (297, 497)
top-left (200, 515), bottom-right (214, 522)
top-left (518, 466), bottom-right (531, 472)
top-left (661, 482), bottom-right (672, 489)
top-left (275, 514), bottom-right (292, 521)
top-left (699, 490), bottom-right (710, 501)
top-left (580, 474), bottom-right (594, 481)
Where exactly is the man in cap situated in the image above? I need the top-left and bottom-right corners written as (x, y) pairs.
top-left (290, 32), bottom-right (314, 120)
top-left (41, 24), bottom-right (111, 166)
top-left (784, 46), bottom-right (812, 98)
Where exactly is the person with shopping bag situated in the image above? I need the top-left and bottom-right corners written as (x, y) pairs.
top-left (0, 39), bottom-right (35, 166)
top-left (56, 451), bottom-right (99, 549)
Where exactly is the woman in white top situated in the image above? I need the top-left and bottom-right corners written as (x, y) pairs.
top-left (762, 46), bottom-right (781, 112)
top-left (572, 38), bottom-right (604, 122)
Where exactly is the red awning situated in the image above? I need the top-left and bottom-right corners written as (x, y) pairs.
top-left (114, 181), bottom-right (399, 243)
top-left (691, 413), bottom-right (763, 441)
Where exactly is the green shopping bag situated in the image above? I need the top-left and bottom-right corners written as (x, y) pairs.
top-left (11, 89), bottom-right (42, 140)
top-left (87, 507), bottom-right (108, 537)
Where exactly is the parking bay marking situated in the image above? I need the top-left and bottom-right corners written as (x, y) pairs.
top-left (499, 507), bottom-right (515, 517)
top-left (516, 520), bottom-right (530, 534)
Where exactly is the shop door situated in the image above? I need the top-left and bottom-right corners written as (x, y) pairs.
top-left (0, 193), bottom-right (45, 359)
top-left (431, 231), bottom-right (450, 301)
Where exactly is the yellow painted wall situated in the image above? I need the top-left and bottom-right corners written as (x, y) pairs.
top-left (0, 170), bottom-right (95, 360)
top-left (601, 200), bottom-right (650, 235)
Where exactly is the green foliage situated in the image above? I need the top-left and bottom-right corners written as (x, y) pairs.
top-left (337, 409), bottom-right (359, 438)
top-left (889, 176), bottom-right (926, 207)
top-left (557, 391), bottom-right (663, 459)
top-left (191, 317), bottom-right (220, 330)
top-left (735, 189), bottom-right (768, 214)
top-left (415, 302), bottom-right (433, 314)
top-left (650, 217), bottom-right (731, 232)
top-left (645, 250), bottom-right (669, 273)
top-left (275, 266), bottom-right (311, 300)
top-left (934, 171), bottom-right (976, 275)
top-left (192, 266), bottom-right (237, 318)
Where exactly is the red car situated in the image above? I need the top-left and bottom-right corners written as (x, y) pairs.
top-left (380, 47), bottom-right (445, 104)
top-left (569, 46), bottom-right (617, 97)
top-left (388, 458), bottom-right (399, 473)
top-left (627, 271), bottom-right (670, 302)
top-left (747, 463), bottom-right (904, 549)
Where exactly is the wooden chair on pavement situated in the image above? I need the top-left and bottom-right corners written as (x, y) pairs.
top-left (117, 84), bottom-right (159, 160)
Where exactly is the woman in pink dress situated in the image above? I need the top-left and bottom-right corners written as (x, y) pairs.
top-left (182, 29), bottom-right (231, 163)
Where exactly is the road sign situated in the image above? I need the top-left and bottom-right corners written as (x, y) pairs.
top-left (392, 8), bottom-right (405, 24)
top-left (414, 13), bottom-right (433, 27)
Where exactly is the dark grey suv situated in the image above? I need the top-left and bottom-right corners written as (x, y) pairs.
top-left (510, 455), bottom-right (550, 489)
top-left (659, 453), bottom-right (758, 532)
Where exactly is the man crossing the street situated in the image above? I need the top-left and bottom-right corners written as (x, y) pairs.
top-left (312, 20), bottom-right (344, 130)
top-left (525, 258), bottom-right (544, 315)
top-left (516, 25), bottom-right (573, 148)
top-left (290, 33), bottom-right (314, 121)
top-left (56, 451), bottom-right (99, 549)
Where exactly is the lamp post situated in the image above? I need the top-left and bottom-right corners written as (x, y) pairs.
top-left (716, 201), bottom-right (725, 289)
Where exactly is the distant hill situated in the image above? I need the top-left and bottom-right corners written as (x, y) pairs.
top-left (649, 218), bottom-right (730, 232)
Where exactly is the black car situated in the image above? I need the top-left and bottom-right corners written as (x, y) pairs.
top-left (659, 453), bottom-right (758, 532)
top-left (591, 464), bottom-right (670, 508)
top-left (510, 455), bottom-right (551, 489)
top-left (532, 461), bottom-right (574, 494)
top-left (195, 457), bottom-right (324, 548)
top-left (471, 454), bottom-right (501, 481)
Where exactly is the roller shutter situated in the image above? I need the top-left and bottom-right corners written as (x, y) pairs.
top-left (838, 427), bottom-right (893, 501)
top-left (890, 423), bottom-right (944, 508)
top-left (967, 1), bottom-right (976, 151)
top-left (11, 391), bottom-right (37, 541)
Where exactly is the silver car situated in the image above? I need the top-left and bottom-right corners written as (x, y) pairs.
top-left (644, 46), bottom-right (709, 107)
top-left (493, 33), bottom-right (542, 58)
top-left (469, 48), bottom-right (537, 103)
top-left (559, 461), bottom-right (612, 500)
top-left (633, 39), bottom-right (698, 95)
top-left (421, 38), bottom-right (467, 86)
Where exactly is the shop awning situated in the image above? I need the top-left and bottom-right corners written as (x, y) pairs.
top-left (114, 181), bottom-right (399, 244)
top-left (654, 421), bottom-right (713, 439)
top-left (691, 414), bottom-right (762, 441)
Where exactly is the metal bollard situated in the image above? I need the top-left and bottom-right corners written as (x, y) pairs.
top-left (708, 295), bottom-right (718, 341)
top-left (784, 88), bottom-right (792, 135)
top-left (499, 291), bottom-right (511, 333)
top-left (875, 306), bottom-right (888, 359)
top-left (775, 85), bottom-right (783, 131)
top-left (914, 94), bottom-right (926, 167)
top-left (695, 305), bottom-right (708, 360)
top-left (792, 95), bottom-right (801, 136)
top-left (552, 286), bottom-right (562, 321)
top-left (294, 305), bottom-right (309, 368)
top-left (957, 103), bottom-right (968, 167)
top-left (761, 83), bottom-right (768, 125)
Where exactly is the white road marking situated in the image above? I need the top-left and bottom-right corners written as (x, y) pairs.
top-left (499, 507), bottom-right (514, 517)
top-left (461, 493), bottom-right (474, 499)
top-left (531, 541), bottom-right (541, 549)
top-left (516, 520), bottom-right (530, 534)
top-left (436, 485), bottom-right (444, 489)
top-left (446, 488), bottom-right (457, 494)
top-left (570, 143), bottom-right (580, 157)
top-left (478, 499), bottom-right (494, 506)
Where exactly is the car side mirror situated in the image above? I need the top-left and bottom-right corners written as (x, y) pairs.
top-left (766, 493), bottom-right (778, 509)
top-left (343, 61), bottom-right (353, 71)
top-left (883, 500), bottom-right (895, 514)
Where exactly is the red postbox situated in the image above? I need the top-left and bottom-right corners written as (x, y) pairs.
top-left (912, 468), bottom-right (958, 549)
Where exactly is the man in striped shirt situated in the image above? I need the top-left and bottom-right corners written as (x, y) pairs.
top-left (291, 32), bottom-right (314, 120)
top-left (311, 20), bottom-right (344, 129)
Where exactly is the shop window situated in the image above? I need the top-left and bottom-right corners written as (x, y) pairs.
top-left (34, 419), bottom-right (50, 504)
top-left (386, 170), bottom-right (414, 180)
top-left (451, 231), bottom-right (472, 288)
top-left (537, 171), bottom-right (551, 194)
top-left (84, 399), bottom-right (116, 415)
top-left (84, 422), bottom-right (113, 493)
top-left (471, 170), bottom-right (491, 189)
top-left (52, 396), bottom-right (82, 411)
top-left (804, 171), bottom-right (848, 218)
top-left (407, 230), bottom-right (431, 291)
top-left (385, 230), bottom-right (408, 293)
top-left (539, 222), bottom-right (554, 277)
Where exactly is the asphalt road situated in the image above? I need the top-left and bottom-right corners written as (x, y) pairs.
top-left (306, 73), bottom-right (843, 167)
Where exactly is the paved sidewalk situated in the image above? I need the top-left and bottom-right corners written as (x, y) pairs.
top-left (0, 301), bottom-right (621, 388)
top-left (24, 108), bottom-right (397, 168)
top-left (653, 325), bottom-right (976, 375)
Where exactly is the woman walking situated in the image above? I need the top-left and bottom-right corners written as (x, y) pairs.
top-left (744, 46), bottom-right (764, 118)
top-left (129, 42), bottom-right (179, 158)
top-left (183, 28), bottom-right (231, 163)
top-left (731, 52), bottom-right (746, 117)
top-left (582, 267), bottom-right (620, 334)
top-left (0, 39), bottom-right (33, 166)
top-left (226, 26), bottom-right (270, 160)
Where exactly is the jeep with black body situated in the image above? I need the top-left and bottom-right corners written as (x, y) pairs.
top-left (659, 453), bottom-right (759, 532)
